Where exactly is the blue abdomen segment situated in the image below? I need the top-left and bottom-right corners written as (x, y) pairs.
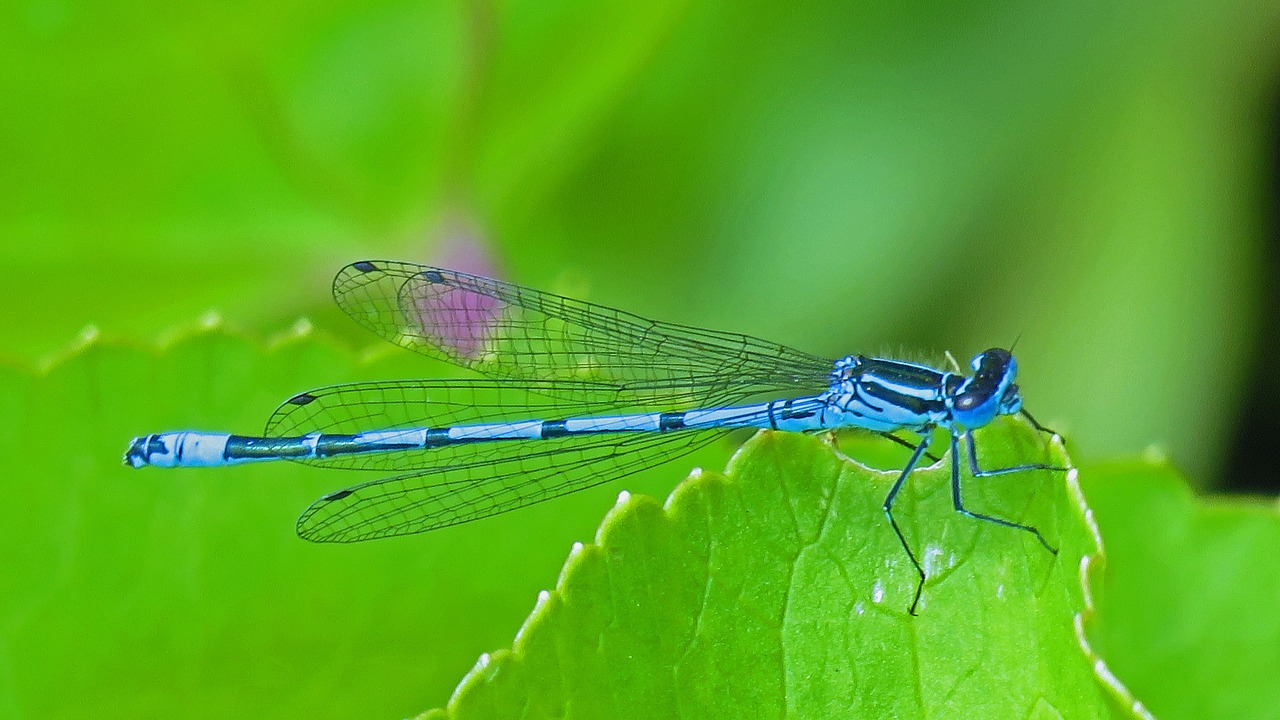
top-left (125, 432), bottom-right (245, 468)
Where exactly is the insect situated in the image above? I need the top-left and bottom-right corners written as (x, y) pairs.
top-left (126, 260), bottom-right (1066, 614)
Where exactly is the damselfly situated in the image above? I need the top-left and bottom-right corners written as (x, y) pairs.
top-left (126, 260), bottom-right (1066, 614)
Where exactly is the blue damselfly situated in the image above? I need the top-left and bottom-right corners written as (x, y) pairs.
top-left (126, 260), bottom-right (1065, 614)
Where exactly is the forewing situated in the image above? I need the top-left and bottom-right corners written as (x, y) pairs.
top-left (332, 261), bottom-right (833, 403)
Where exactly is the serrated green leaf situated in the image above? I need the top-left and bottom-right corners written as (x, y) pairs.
top-left (1079, 459), bottom-right (1280, 719)
top-left (424, 426), bottom-right (1143, 719)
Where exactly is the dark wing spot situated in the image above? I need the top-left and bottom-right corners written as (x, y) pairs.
top-left (351, 261), bottom-right (378, 273)
top-left (422, 270), bottom-right (445, 283)
top-left (288, 393), bottom-right (317, 405)
top-left (321, 488), bottom-right (355, 502)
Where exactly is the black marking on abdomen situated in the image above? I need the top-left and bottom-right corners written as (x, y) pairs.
top-left (658, 412), bottom-right (686, 431)
top-left (225, 435), bottom-right (315, 460)
top-left (315, 434), bottom-right (416, 457)
top-left (541, 420), bottom-right (569, 438)
top-left (352, 261), bottom-right (378, 273)
top-left (779, 398), bottom-right (815, 420)
top-left (425, 428), bottom-right (455, 448)
top-left (149, 435), bottom-right (170, 456)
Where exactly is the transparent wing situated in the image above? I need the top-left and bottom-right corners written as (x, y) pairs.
top-left (295, 420), bottom-right (732, 543)
top-left (332, 261), bottom-right (834, 403)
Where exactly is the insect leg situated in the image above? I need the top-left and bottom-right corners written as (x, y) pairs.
top-left (881, 431), bottom-right (935, 616)
top-left (954, 431), bottom-right (1058, 554)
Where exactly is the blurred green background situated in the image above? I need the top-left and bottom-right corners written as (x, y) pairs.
top-left (2, 0), bottom-right (1279, 717)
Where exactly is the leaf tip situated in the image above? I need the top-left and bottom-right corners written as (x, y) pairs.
top-left (513, 590), bottom-right (553, 647)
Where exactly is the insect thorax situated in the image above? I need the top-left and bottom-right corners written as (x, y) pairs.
top-left (825, 355), bottom-right (956, 432)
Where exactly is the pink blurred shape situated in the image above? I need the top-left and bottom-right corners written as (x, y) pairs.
top-left (414, 220), bottom-right (505, 360)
